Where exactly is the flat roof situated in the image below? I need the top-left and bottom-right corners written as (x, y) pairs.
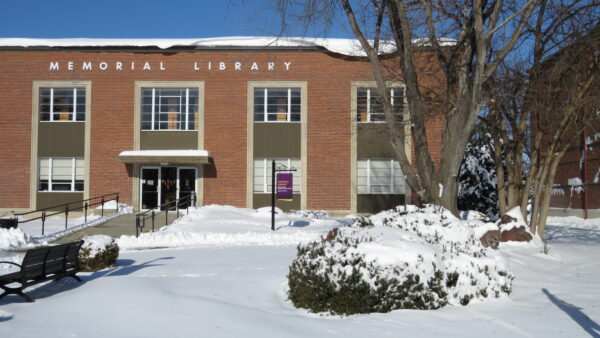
top-left (0, 36), bottom-right (455, 56)
top-left (0, 37), bottom-right (368, 56)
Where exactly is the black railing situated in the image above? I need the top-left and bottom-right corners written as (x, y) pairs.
top-left (135, 192), bottom-right (196, 237)
top-left (12, 193), bottom-right (120, 236)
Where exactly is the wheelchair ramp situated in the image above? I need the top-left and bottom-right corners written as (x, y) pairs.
top-left (53, 212), bottom-right (180, 244)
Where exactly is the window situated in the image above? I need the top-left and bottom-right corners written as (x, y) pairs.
top-left (40, 88), bottom-right (86, 121)
top-left (254, 158), bottom-right (301, 193)
top-left (39, 158), bottom-right (84, 192)
top-left (357, 87), bottom-right (404, 123)
top-left (358, 159), bottom-right (404, 194)
top-left (254, 88), bottom-right (301, 122)
top-left (141, 88), bottom-right (198, 130)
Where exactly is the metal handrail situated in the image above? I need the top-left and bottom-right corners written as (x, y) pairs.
top-left (135, 192), bottom-right (196, 237)
top-left (12, 192), bottom-right (120, 235)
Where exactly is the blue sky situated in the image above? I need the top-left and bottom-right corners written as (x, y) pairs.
top-left (0, 0), bottom-right (353, 39)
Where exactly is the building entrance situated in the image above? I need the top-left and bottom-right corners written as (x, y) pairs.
top-left (140, 166), bottom-right (196, 210)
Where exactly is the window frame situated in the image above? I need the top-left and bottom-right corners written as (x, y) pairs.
top-left (253, 158), bottom-right (301, 194)
top-left (357, 87), bottom-right (404, 123)
top-left (253, 87), bottom-right (302, 123)
top-left (357, 158), bottom-right (404, 195)
top-left (39, 87), bottom-right (86, 122)
top-left (38, 157), bottom-right (85, 192)
top-left (141, 87), bottom-right (199, 131)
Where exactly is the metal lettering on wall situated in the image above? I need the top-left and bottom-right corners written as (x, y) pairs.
top-left (48, 61), bottom-right (292, 72)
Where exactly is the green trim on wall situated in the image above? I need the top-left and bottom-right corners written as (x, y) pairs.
top-left (38, 123), bottom-right (85, 157)
top-left (140, 131), bottom-right (199, 150)
top-left (253, 123), bottom-right (301, 158)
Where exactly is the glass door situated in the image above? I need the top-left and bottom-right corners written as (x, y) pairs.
top-left (140, 166), bottom-right (197, 210)
top-left (141, 168), bottom-right (159, 209)
top-left (178, 168), bottom-right (196, 208)
top-left (160, 167), bottom-right (177, 209)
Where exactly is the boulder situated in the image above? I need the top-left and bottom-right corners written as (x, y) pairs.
top-left (498, 214), bottom-right (517, 225)
top-left (500, 227), bottom-right (533, 242)
top-left (480, 229), bottom-right (501, 248)
top-left (497, 213), bottom-right (532, 242)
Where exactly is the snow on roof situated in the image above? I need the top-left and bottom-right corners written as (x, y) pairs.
top-left (0, 36), bottom-right (455, 56)
top-left (119, 150), bottom-right (210, 157)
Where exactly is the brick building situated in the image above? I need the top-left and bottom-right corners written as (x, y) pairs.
top-left (538, 26), bottom-right (600, 218)
top-left (0, 37), bottom-right (443, 215)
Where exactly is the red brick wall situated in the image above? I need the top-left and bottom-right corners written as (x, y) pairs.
top-left (0, 48), bottom-right (444, 211)
top-left (551, 129), bottom-right (600, 210)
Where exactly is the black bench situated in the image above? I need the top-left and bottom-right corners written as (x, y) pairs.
top-left (0, 240), bottom-right (84, 302)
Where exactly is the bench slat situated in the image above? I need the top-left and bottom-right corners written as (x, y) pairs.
top-left (0, 240), bottom-right (84, 302)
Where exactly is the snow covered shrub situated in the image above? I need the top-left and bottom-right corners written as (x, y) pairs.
top-left (287, 205), bottom-right (513, 315)
top-left (458, 140), bottom-right (498, 220)
top-left (288, 210), bottom-right (328, 219)
top-left (78, 235), bottom-right (119, 272)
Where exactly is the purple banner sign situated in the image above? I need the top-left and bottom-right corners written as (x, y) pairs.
top-left (276, 173), bottom-right (293, 201)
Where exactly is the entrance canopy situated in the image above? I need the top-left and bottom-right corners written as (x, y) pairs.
top-left (118, 150), bottom-right (211, 164)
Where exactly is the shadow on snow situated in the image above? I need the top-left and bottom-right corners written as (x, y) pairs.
top-left (0, 256), bottom-right (174, 309)
top-left (543, 288), bottom-right (600, 338)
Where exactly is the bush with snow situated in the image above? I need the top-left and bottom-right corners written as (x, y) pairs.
top-left (287, 205), bottom-right (513, 315)
top-left (78, 235), bottom-right (119, 272)
top-left (288, 210), bottom-right (328, 219)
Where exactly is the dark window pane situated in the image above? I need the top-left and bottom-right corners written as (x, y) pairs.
top-left (142, 96), bottom-right (153, 105)
top-left (254, 104), bottom-right (264, 115)
top-left (74, 181), bottom-right (84, 191)
top-left (371, 113), bottom-right (385, 122)
top-left (142, 104), bottom-right (153, 113)
top-left (52, 181), bottom-right (72, 191)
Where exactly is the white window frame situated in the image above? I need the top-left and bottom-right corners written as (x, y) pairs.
top-left (142, 87), bottom-right (197, 131)
top-left (40, 87), bottom-right (86, 122)
top-left (38, 157), bottom-right (84, 192)
top-left (357, 87), bottom-right (403, 123)
top-left (254, 87), bottom-right (301, 123)
top-left (254, 158), bottom-right (301, 193)
top-left (358, 158), bottom-right (403, 194)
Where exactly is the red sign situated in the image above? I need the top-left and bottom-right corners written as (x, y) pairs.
top-left (276, 173), bottom-right (293, 201)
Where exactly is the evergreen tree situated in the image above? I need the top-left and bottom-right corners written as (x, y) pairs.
top-left (458, 136), bottom-right (498, 219)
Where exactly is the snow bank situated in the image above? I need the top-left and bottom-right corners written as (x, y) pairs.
top-left (0, 228), bottom-right (46, 250)
top-left (545, 215), bottom-right (600, 242)
top-left (95, 201), bottom-right (133, 213)
top-left (117, 204), bottom-right (351, 250)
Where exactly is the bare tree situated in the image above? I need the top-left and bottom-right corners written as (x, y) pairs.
top-left (274, 0), bottom-right (536, 215)
top-left (486, 29), bottom-right (600, 238)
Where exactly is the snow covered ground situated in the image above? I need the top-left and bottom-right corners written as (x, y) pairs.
top-left (0, 206), bottom-right (599, 337)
